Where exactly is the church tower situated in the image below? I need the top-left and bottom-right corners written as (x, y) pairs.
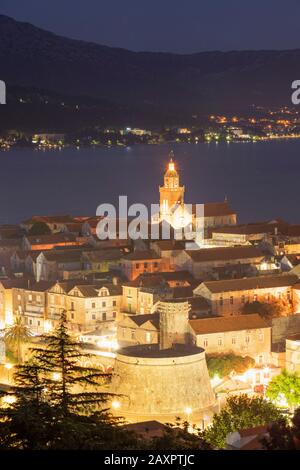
top-left (159, 152), bottom-right (185, 221)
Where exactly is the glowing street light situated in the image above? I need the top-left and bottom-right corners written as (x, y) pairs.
top-left (111, 400), bottom-right (121, 410)
top-left (184, 406), bottom-right (192, 417)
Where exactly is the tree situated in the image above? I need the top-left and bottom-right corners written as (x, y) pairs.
top-left (147, 419), bottom-right (211, 450)
top-left (206, 353), bottom-right (255, 378)
top-left (28, 221), bottom-right (51, 236)
top-left (203, 394), bottom-right (283, 449)
top-left (266, 369), bottom-right (300, 411)
top-left (0, 312), bottom-right (138, 449)
top-left (27, 310), bottom-right (113, 416)
top-left (241, 300), bottom-right (292, 318)
top-left (4, 315), bottom-right (33, 363)
top-left (261, 408), bottom-right (300, 450)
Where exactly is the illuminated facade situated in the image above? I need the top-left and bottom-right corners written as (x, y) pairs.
top-left (159, 153), bottom-right (185, 225)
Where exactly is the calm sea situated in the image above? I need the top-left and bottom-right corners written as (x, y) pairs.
top-left (0, 141), bottom-right (299, 225)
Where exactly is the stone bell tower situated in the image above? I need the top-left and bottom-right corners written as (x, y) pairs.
top-left (159, 151), bottom-right (185, 222)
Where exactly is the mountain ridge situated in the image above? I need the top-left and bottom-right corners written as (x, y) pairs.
top-left (0, 14), bottom-right (299, 117)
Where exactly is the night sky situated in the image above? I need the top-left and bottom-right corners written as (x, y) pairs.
top-left (1, 0), bottom-right (300, 53)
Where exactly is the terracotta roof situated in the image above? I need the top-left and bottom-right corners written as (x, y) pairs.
top-left (123, 250), bottom-right (161, 261)
top-left (42, 250), bottom-right (82, 263)
top-left (127, 313), bottom-right (159, 329)
top-left (83, 249), bottom-right (124, 262)
top-left (26, 234), bottom-right (77, 244)
top-left (152, 240), bottom-right (185, 251)
top-left (189, 314), bottom-right (269, 335)
top-left (193, 201), bottom-right (235, 217)
top-left (212, 222), bottom-right (279, 235)
top-left (75, 283), bottom-right (122, 297)
top-left (23, 215), bottom-right (75, 225)
top-left (186, 246), bottom-right (263, 262)
top-left (200, 274), bottom-right (298, 293)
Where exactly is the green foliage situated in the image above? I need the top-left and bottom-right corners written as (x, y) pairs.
top-left (28, 221), bottom-right (51, 236)
top-left (4, 315), bottom-right (33, 363)
top-left (206, 353), bottom-right (255, 378)
top-left (0, 312), bottom-right (138, 449)
top-left (261, 408), bottom-right (300, 450)
top-left (203, 394), bottom-right (283, 449)
top-left (145, 419), bottom-right (211, 450)
top-left (266, 369), bottom-right (300, 409)
top-left (242, 300), bottom-right (291, 318)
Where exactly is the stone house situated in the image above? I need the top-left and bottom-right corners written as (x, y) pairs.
top-left (189, 314), bottom-right (271, 365)
top-left (173, 246), bottom-right (264, 280)
top-left (117, 313), bottom-right (159, 345)
top-left (36, 250), bottom-right (83, 281)
top-left (121, 249), bottom-right (172, 281)
top-left (12, 281), bottom-right (54, 334)
top-left (193, 274), bottom-right (298, 316)
top-left (47, 281), bottom-right (122, 333)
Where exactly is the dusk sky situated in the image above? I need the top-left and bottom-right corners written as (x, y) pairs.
top-left (1, 0), bottom-right (300, 53)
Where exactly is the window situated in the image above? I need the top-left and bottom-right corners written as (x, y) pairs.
top-left (287, 291), bottom-right (291, 301)
top-left (92, 314), bottom-right (96, 320)
top-left (92, 302), bottom-right (96, 309)
top-left (28, 294), bottom-right (32, 302)
top-left (38, 321), bottom-right (40, 326)
top-left (258, 355), bottom-right (263, 365)
top-left (136, 263), bottom-right (140, 269)
top-left (204, 339), bottom-right (208, 348)
top-left (219, 296), bottom-right (223, 306)
top-left (71, 313), bottom-right (74, 320)
top-left (17, 294), bottom-right (21, 301)
top-left (37, 295), bottom-right (41, 303)
top-left (245, 335), bottom-right (250, 344)
top-left (113, 300), bottom-right (117, 307)
top-left (232, 337), bottom-right (236, 345)
top-left (144, 262), bottom-right (148, 268)
top-left (131, 330), bottom-right (136, 340)
top-left (258, 331), bottom-right (264, 342)
top-left (71, 301), bottom-right (74, 310)
top-left (253, 294), bottom-right (258, 302)
top-left (102, 301), bottom-right (106, 308)
top-left (230, 296), bottom-right (233, 305)
top-left (29, 319), bottom-right (32, 325)
top-left (241, 295), bottom-right (245, 304)
top-left (102, 312), bottom-right (107, 321)
top-left (218, 337), bottom-right (223, 346)
top-left (154, 262), bottom-right (158, 268)
top-left (113, 311), bottom-right (116, 318)
top-left (146, 332), bottom-right (151, 343)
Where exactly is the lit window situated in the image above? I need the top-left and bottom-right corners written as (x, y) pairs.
top-left (146, 332), bottom-right (151, 343)
top-left (28, 294), bottom-right (32, 302)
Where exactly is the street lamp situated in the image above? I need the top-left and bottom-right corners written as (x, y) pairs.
top-left (111, 400), bottom-right (121, 410)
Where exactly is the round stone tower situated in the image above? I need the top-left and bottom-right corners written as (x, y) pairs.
top-left (110, 299), bottom-right (215, 421)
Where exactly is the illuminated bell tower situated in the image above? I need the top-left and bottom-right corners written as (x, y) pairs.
top-left (159, 152), bottom-right (185, 221)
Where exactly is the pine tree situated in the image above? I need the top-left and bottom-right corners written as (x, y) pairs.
top-left (26, 310), bottom-right (112, 416)
top-left (0, 311), bottom-right (139, 449)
